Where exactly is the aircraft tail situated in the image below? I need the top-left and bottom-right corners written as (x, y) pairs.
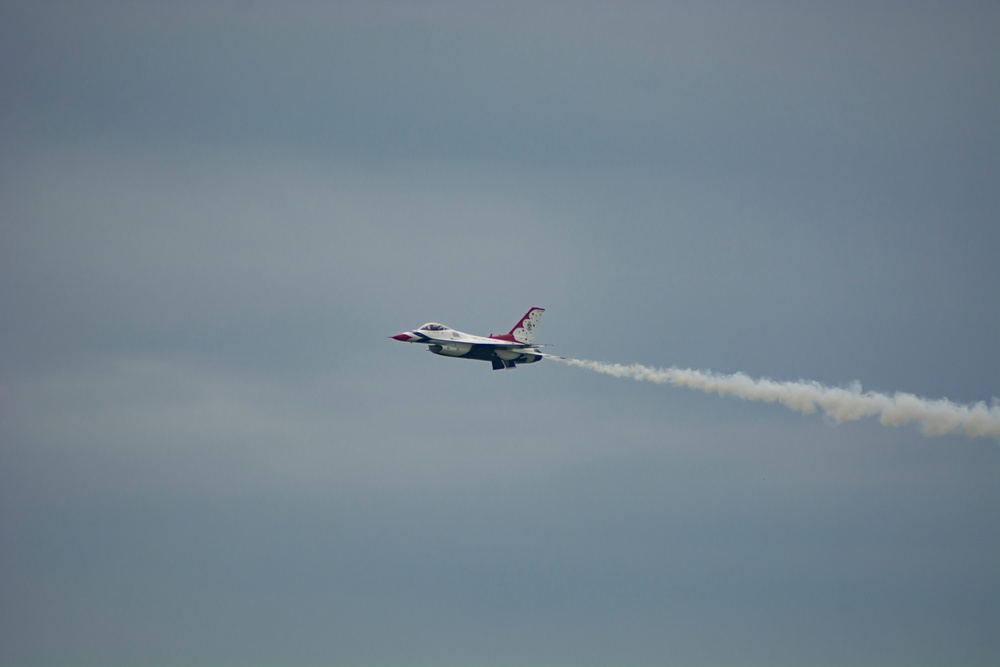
top-left (507, 307), bottom-right (545, 344)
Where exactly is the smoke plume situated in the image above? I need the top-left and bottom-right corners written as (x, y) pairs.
top-left (556, 358), bottom-right (1000, 439)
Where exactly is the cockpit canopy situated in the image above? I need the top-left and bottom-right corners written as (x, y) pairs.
top-left (418, 323), bottom-right (449, 332)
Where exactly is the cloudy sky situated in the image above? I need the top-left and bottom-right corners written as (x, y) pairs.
top-left (2, 2), bottom-right (998, 665)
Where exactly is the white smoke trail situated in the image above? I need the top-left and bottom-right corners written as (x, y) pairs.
top-left (555, 358), bottom-right (1000, 440)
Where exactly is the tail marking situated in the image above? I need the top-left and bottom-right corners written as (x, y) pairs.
top-left (508, 307), bottom-right (545, 344)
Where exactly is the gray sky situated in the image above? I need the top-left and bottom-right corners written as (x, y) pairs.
top-left (2, 2), bottom-right (998, 666)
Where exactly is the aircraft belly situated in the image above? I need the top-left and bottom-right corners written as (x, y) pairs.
top-left (430, 342), bottom-right (542, 366)
top-left (480, 347), bottom-right (542, 365)
top-left (428, 342), bottom-right (473, 357)
top-left (464, 346), bottom-right (503, 362)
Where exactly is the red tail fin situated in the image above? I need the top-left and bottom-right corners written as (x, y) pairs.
top-left (507, 307), bottom-right (545, 344)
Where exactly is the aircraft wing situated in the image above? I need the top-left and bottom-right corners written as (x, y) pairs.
top-left (471, 339), bottom-right (539, 349)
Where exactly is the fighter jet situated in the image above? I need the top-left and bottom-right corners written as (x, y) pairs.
top-left (391, 307), bottom-right (560, 370)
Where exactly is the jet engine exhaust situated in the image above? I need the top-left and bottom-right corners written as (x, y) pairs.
top-left (554, 358), bottom-right (1000, 440)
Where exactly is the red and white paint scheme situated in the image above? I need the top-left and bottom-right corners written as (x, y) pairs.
top-left (391, 307), bottom-right (560, 370)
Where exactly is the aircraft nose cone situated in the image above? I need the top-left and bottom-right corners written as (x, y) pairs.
top-left (391, 332), bottom-right (413, 342)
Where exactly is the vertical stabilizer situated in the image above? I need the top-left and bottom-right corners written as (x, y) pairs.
top-left (508, 307), bottom-right (545, 344)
